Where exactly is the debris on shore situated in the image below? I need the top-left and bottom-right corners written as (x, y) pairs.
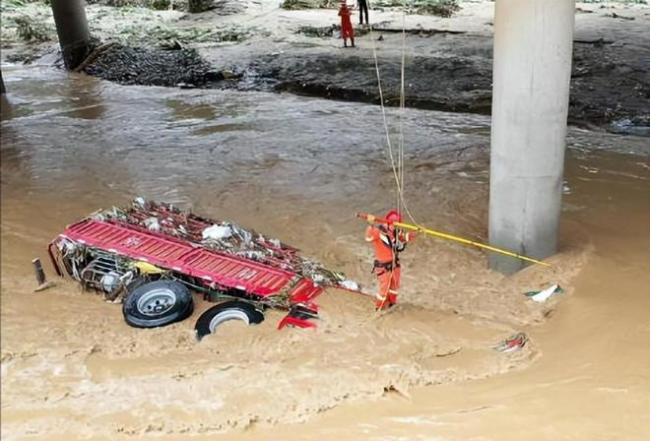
top-left (82, 44), bottom-right (220, 87)
top-left (281, 0), bottom-right (462, 18)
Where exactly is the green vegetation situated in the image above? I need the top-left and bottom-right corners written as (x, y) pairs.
top-left (580, 0), bottom-right (646, 3)
top-left (110, 21), bottom-right (260, 47)
top-left (280, 0), bottom-right (337, 10)
top-left (87, 0), bottom-right (174, 8)
top-left (0, 1), bottom-right (55, 45)
top-left (281, 0), bottom-right (462, 17)
top-left (151, 0), bottom-right (172, 9)
top-left (187, 0), bottom-right (213, 12)
top-left (13, 14), bottom-right (53, 41)
top-left (411, 0), bottom-right (460, 17)
top-left (296, 25), bottom-right (337, 37)
top-left (151, 25), bottom-right (254, 44)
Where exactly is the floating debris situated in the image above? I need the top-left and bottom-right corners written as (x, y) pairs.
top-left (92, 198), bottom-right (352, 289)
top-left (202, 224), bottom-right (233, 240)
top-left (494, 332), bottom-right (528, 353)
top-left (524, 284), bottom-right (563, 303)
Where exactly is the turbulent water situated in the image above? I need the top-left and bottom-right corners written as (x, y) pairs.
top-left (1, 64), bottom-right (649, 440)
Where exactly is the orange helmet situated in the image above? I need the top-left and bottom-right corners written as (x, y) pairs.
top-left (385, 209), bottom-right (402, 223)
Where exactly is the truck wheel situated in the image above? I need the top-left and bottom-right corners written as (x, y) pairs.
top-left (123, 280), bottom-right (193, 328)
top-left (195, 300), bottom-right (264, 341)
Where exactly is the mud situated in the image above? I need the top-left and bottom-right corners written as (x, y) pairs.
top-left (230, 36), bottom-right (649, 132)
top-left (235, 48), bottom-right (494, 113)
top-left (80, 22), bottom-right (649, 133)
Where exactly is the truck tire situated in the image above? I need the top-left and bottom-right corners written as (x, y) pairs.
top-left (123, 280), bottom-right (193, 328)
top-left (195, 300), bottom-right (264, 341)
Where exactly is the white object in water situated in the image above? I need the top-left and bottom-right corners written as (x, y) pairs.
top-left (339, 280), bottom-right (360, 291)
top-left (144, 217), bottom-right (160, 232)
top-left (531, 284), bottom-right (560, 303)
top-left (202, 224), bottom-right (233, 240)
top-left (101, 271), bottom-right (121, 294)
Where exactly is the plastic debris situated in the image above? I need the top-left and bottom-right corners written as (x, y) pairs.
top-left (34, 281), bottom-right (55, 292)
top-left (494, 332), bottom-right (528, 353)
top-left (339, 279), bottom-right (360, 291)
top-left (202, 224), bottom-right (233, 240)
top-left (525, 284), bottom-right (563, 303)
top-left (90, 198), bottom-right (352, 289)
top-left (143, 216), bottom-right (160, 232)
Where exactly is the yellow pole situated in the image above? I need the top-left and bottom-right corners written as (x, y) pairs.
top-left (358, 213), bottom-right (551, 267)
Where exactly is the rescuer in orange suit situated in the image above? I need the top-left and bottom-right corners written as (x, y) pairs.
top-left (365, 210), bottom-right (416, 310)
top-left (338, 2), bottom-right (355, 48)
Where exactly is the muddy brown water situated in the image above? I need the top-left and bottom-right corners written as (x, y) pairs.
top-left (1, 65), bottom-right (649, 440)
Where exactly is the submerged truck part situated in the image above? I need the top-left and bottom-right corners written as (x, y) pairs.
top-left (47, 199), bottom-right (362, 330)
top-left (50, 0), bottom-right (92, 69)
top-left (32, 258), bottom-right (46, 286)
top-left (195, 300), bottom-right (265, 340)
top-left (123, 280), bottom-right (194, 328)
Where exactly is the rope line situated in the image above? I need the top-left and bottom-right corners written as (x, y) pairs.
top-left (396, 4), bottom-right (406, 216)
top-left (368, 2), bottom-right (420, 228)
top-left (368, 1), bottom-right (419, 312)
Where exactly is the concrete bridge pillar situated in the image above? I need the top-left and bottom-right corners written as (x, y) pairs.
top-left (50, 0), bottom-right (92, 69)
top-left (488, 0), bottom-right (576, 274)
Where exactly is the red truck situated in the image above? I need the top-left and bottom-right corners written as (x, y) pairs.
top-left (48, 199), bottom-right (360, 339)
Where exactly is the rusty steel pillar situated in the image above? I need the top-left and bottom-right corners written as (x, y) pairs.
top-left (50, 0), bottom-right (92, 69)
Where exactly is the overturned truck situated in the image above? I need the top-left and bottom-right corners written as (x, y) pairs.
top-left (48, 199), bottom-right (360, 339)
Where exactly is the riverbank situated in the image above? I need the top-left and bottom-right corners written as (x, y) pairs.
top-left (1, 0), bottom-right (649, 134)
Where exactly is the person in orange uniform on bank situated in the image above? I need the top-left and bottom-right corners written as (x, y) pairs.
top-left (338, 1), bottom-right (355, 48)
top-left (365, 210), bottom-right (416, 310)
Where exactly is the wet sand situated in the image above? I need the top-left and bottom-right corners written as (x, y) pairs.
top-left (2, 62), bottom-right (649, 440)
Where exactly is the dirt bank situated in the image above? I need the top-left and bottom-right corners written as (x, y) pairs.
top-left (224, 35), bottom-right (650, 133)
top-left (1, 1), bottom-right (649, 134)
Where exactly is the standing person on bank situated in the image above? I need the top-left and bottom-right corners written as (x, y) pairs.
top-left (357, 0), bottom-right (369, 25)
top-left (339, 1), bottom-right (355, 48)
